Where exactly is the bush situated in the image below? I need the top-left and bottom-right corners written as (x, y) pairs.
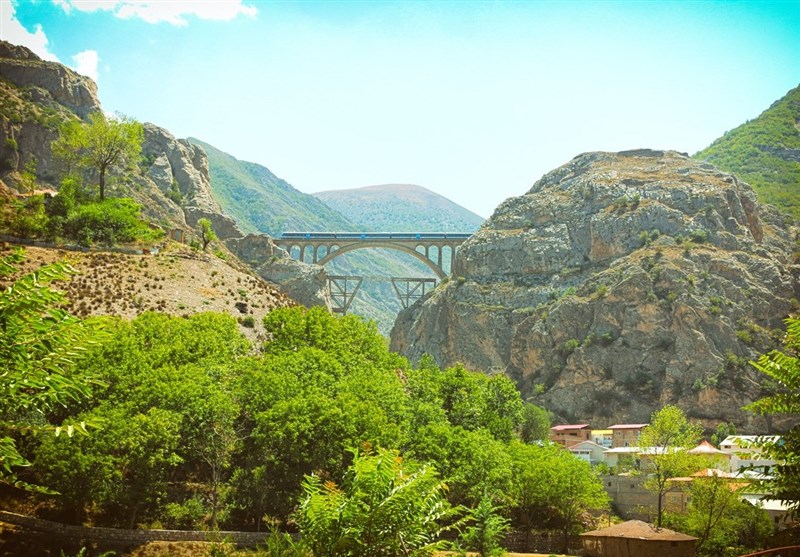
top-left (62, 197), bottom-right (163, 246)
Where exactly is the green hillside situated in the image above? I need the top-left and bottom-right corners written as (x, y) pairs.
top-left (314, 183), bottom-right (485, 232)
top-left (694, 84), bottom-right (800, 218)
top-left (188, 138), bottom-right (355, 234)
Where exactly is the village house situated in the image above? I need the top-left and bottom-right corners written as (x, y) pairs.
top-left (581, 520), bottom-right (697, 557)
top-left (550, 423), bottom-right (591, 448)
top-left (592, 429), bottom-right (613, 448)
top-left (567, 439), bottom-right (607, 465)
top-left (719, 435), bottom-right (779, 473)
top-left (608, 423), bottom-right (648, 447)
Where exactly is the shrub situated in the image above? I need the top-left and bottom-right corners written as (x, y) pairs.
top-left (239, 315), bottom-right (256, 328)
top-left (3, 137), bottom-right (18, 151)
top-left (62, 198), bottom-right (163, 246)
top-left (562, 338), bottom-right (580, 355)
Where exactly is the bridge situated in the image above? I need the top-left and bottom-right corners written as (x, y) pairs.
top-left (275, 232), bottom-right (472, 314)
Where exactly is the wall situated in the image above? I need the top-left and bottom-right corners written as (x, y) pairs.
top-left (0, 511), bottom-right (269, 547)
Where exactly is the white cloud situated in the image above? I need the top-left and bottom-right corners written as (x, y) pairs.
top-left (54, 1), bottom-right (258, 26)
top-left (0, 0), bottom-right (60, 61)
top-left (72, 49), bottom-right (99, 82)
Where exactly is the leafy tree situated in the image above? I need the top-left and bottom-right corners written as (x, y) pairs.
top-left (459, 496), bottom-right (510, 557)
top-left (664, 475), bottom-right (772, 557)
top-left (295, 446), bottom-right (461, 557)
top-left (198, 217), bottom-right (218, 251)
top-left (507, 441), bottom-right (608, 552)
top-left (52, 112), bottom-right (143, 201)
top-left (746, 316), bottom-right (800, 513)
top-left (638, 405), bottom-right (703, 527)
top-left (518, 402), bottom-right (551, 443)
top-left (0, 249), bottom-right (105, 489)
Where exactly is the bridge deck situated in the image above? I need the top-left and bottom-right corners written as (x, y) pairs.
top-left (280, 232), bottom-right (471, 241)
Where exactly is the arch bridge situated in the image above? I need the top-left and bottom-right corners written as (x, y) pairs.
top-left (275, 231), bottom-right (471, 279)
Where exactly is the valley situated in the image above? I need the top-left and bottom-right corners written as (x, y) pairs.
top-left (0, 7), bottom-right (799, 554)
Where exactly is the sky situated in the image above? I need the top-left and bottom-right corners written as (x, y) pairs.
top-left (1, 0), bottom-right (800, 219)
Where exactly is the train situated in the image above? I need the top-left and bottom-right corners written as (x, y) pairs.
top-left (279, 232), bottom-right (472, 240)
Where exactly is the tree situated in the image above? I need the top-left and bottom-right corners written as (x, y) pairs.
top-left (518, 402), bottom-right (551, 443)
top-left (746, 316), bottom-right (800, 513)
top-left (52, 112), bottom-right (144, 200)
top-left (664, 475), bottom-right (772, 557)
top-left (295, 446), bottom-right (461, 557)
top-left (638, 405), bottom-right (703, 527)
top-left (198, 218), bottom-right (217, 251)
top-left (507, 441), bottom-right (609, 552)
top-left (459, 496), bottom-right (510, 557)
top-left (0, 249), bottom-right (105, 489)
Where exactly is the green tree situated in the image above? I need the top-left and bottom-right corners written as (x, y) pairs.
top-left (459, 496), bottom-right (510, 557)
top-left (518, 402), bottom-right (551, 443)
top-left (664, 475), bottom-right (772, 557)
top-left (746, 316), bottom-right (800, 513)
top-left (295, 446), bottom-right (461, 557)
top-left (0, 249), bottom-right (105, 489)
top-left (638, 405), bottom-right (703, 527)
top-left (507, 441), bottom-right (609, 552)
top-left (198, 218), bottom-right (218, 251)
top-left (52, 112), bottom-right (144, 200)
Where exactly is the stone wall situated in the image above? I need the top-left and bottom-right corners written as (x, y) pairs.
top-left (0, 511), bottom-right (269, 547)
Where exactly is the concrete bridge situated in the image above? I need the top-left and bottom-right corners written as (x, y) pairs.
top-left (275, 232), bottom-right (471, 279)
top-left (275, 232), bottom-right (472, 314)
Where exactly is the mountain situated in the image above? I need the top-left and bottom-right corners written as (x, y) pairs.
top-left (391, 149), bottom-right (799, 430)
top-left (695, 84), bottom-right (800, 218)
top-left (313, 184), bottom-right (485, 232)
top-left (0, 39), bottom-right (328, 313)
top-left (188, 138), bottom-right (355, 235)
top-left (190, 140), bottom-right (475, 334)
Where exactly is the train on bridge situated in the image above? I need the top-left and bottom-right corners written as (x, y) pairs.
top-left (280, 232), bottom-right (472, 241)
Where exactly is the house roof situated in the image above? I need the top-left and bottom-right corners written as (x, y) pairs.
top-left (608, 424), bottom-right (649, 430)
top-left (551, 424), bottom-right (590, 432)
top-left (580, 520), bottom-right (697, 541)
top-left (688, 440), bottom-right (726, 455)
top-left (568, 440), bottom-right (607, 452)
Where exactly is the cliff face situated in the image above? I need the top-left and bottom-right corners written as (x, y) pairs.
top-left (391, 150), bottom-right (799, 429)
top-left (0, 39), bottom-right (328, 311)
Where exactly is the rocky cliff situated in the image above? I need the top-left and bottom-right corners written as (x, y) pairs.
top-left (0, 39), bottom-right (329, 311)
top-left (391, 149), bottom-right (799, 430)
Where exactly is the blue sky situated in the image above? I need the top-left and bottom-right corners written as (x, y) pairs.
top-left (2, 0), bottom-right (800, 218)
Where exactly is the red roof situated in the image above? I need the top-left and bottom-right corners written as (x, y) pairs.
top-left (551, 424), bottom-right (590, 431)
top-left (609, 423), bottom-right (649, 430)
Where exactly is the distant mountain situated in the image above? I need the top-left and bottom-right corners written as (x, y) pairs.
top-left (189, 140), bottom-right (446, 334)
top-left (188, 138), bottom-right (355, 235)
top-left (694, 84), bottom-right (800, 218)
top-left (314, 184), bottom-right (484, 232)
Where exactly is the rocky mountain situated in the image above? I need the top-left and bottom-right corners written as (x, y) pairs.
top-left (0, 39), bottom-right (328, 311)
top-left (695, 83), bottom-right (800, 218)
top-left (391, 149), bottom-right (799, 430)
top-left (313, 183), bottom-right (485, 231)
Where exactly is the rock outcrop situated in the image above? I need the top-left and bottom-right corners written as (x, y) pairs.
top-left (0, 41), bottom-right (100, 119)
top-left (391, 150), bottom-right (799, 430)
top-left (225, 234), bottom-right (332, 310)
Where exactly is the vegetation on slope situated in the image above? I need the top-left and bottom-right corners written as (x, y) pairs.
top-left (695, 84), bottom-right (800, 218)
top-left (188, 138), bottom-right (354, 235)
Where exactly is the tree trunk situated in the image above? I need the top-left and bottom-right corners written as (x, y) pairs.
top-left (99, 164), bottom-right (106, 200)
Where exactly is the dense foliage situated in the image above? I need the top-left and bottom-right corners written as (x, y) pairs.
top-left (747, 316), bottom-right (800, 514)
top-left (695, 84), bottom-right (800, 218)
top-left (15, 305), bottom-right (609, 552)
top-left (52, 112), bottom-right (144, 201)
top-left (0, 250), bottom-right (105, 489)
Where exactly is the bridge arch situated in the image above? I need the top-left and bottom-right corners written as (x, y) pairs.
top-left (317, 242), bottom-right (446, 279)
